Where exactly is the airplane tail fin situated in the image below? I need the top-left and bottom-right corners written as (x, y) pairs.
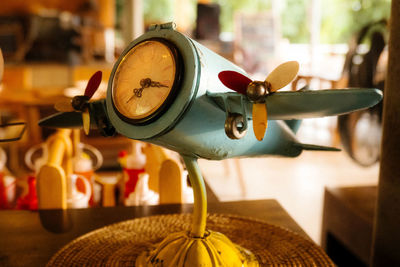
top-left (294, 143), bottom-right (341, 152)
top-left (284, 119), bottom-right (302, 134)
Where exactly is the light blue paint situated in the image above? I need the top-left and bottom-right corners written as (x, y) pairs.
top-left (40, 23), bottom-right (382, 161)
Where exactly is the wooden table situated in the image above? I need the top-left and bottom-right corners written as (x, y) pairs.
top-left (0, 199), bottom-right (308, 267)
top-left (321, 186), bottom-right (377, 266)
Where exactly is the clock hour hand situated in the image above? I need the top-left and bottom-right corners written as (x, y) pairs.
top-left (127, 87), bottom-right (143, 103)
top-left (126, 94), bottom-right (135, 104)
top-left (134, 88), bottom-right (144, 97)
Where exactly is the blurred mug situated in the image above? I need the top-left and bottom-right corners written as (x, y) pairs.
top-left (0, 174), bottom-right (16, 209)
top-left (74, 166), bottom-right (94, 206)
top-left (73, 143), bottom-right (103, 206)
top-left (67, 174), bottom-right (91, 209)
top-left (24, 143), bottom-right (48, 174)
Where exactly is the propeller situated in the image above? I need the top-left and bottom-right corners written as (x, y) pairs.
top-left (55, 71), bottom-right (102, 135)
top-left (218, 61), bottom-right (299, 141)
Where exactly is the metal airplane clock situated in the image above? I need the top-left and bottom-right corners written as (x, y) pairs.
top-left (40, 23), bottom-right (382, 266)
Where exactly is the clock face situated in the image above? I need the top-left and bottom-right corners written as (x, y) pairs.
top-left (111, 39), bottom-right (180, 123)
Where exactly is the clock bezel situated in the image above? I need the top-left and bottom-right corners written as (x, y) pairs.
top-left (106, 24), bottom-right (201, 140)
top-left (111, 38), bottom-right (183, 125)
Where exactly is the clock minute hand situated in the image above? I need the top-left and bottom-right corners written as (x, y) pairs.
top-left (126, 78), bottom-right (169, 103)
top-left (150, 80), bottom-right (168, 88)
top-left (141, 77), bottom-right (167, 88)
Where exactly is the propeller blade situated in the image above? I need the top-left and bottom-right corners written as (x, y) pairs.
top-left (54, 99), bottom-right (75, 112)
top-left (252, 103), bottom-right (268, 141)
top-left (39, 112), bottom-right (83, 128)
top-left (84, 71), bottom-right (102, 99)
top-left (82, 110), bottom-right (90, 135)
top-left (266, 61), bottom-right (299, 92)
top-left (218, 71), bottom-right (252, 95)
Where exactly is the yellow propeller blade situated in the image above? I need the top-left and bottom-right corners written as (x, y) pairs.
top-left (82, 110), bottom-right (90, 135)
top-left (265, 61), bottom-right (299, 92)
top-left (55, 99), bottom-right (74, 112)
top-left (252, 103), bottom-right (268, 141)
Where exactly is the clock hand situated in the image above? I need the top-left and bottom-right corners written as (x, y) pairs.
top-left (140, 78), bottom-right (168, 88)
top-left (140, 78), bottom-right (152, 88)
top-left (134, 88), bottom-right (144, 97)
top-left (150, 81), bottom-right (168, 88)
top-left (141, 78), bottom-right (168, 88)
top-left (126, 87), bottom-right (143, 103)
top-left (126, 78), bottom-right (169, 103)
top-left (126, 94), bottom-right (135, 104)
top-left (127, 87), bottom-right (143, 103)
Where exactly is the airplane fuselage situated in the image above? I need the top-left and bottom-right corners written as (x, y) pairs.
top-left (105, 24), bottom-right (303, 160)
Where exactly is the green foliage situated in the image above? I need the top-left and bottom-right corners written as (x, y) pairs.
top-left (143, 0), bottom-right (175, 23)
top-left (213, 0), bottom-right (271, 33)
top-left (213, 0), bottom-right (309, 42)
top-left (115, 0), bottom-right (176, 28)
top-left (321, 0), bottom-right (391, 43)
top-left (281, 0), bottom-right (308, 43)
top-left (214, 0), bottom-right (390, 43)
top-left (117, 0), bottom-right (390, 44)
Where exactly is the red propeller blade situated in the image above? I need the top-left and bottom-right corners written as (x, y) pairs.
top-left (218, 71), bottom-right (252, 95)
top-left (84, 71), bottom-right (102, 99)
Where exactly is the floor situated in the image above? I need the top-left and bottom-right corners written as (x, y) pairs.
top-left (200, 148), bottom-right (379, 244)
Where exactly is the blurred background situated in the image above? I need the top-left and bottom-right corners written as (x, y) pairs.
top-left (0, 0), bottom-right (391, 265)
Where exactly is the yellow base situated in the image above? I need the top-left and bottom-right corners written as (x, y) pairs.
top-left (136, 230), bottom-right (259, 267)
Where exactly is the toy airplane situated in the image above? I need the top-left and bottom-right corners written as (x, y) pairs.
top-left (39, 22), bottom-right (382, 266)
top-left (39, 25), bottom-right (382, 160)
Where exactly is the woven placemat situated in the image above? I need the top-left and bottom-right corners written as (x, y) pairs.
top-left (48, 213), bottom-right (334, 266)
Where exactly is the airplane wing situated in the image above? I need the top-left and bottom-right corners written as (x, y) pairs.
top-left (39, 100), bottom-right (115, 136)
top-left (38, 112), bottom-right (83, 128)
top-left (207, 88), bottom-right (382, 120)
